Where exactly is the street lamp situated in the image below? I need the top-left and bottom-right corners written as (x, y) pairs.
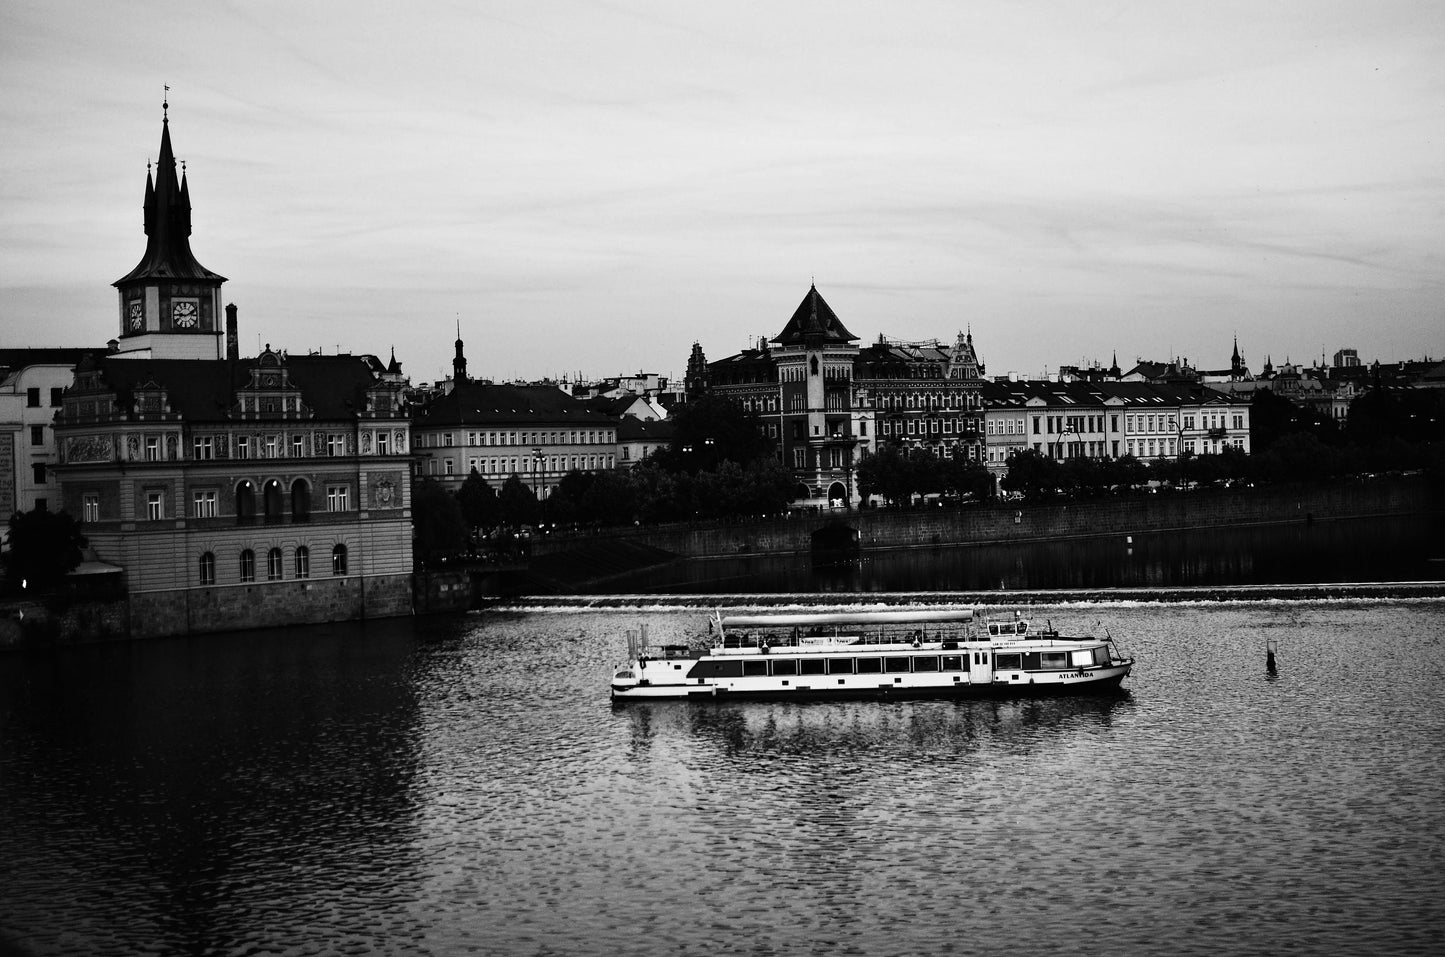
top-left (531, 447), bottom-right (543, 525)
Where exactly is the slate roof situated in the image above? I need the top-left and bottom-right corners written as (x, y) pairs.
top-left (417, 382), bottom-right (615, 428)
top-left (0, 348), bottom-right (100, 374)
top-left (772, 285), bottom-right (858, 346)
top-left (617, 417), bottom-right (675, 442)
top-left (82, 354), bottom-right (388, 422)
top-left (979, 380), bottom-right (1243, 409)
top-left (114, 116), bottom-right (225, 286)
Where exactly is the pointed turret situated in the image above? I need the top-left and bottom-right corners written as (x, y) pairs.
top-left (112, 102), bottom-right (227, 359)
top-left (772, 284), bottom-right (858, 346)
top-left (453, 322), bottom-right (468, 383)
top-left (115, 112), bottom-right (224, 286)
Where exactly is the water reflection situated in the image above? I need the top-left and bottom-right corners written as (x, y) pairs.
top-left (3, 603), bottom-right (1443, 957)
top-left (0, 620), bottom-right (432, 956)
top-left (622, 693), bottom-right (1133, 761)
top-left (596, 513), bottom-right (1445, 593)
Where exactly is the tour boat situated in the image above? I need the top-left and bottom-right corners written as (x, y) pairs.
top-left (609, 608), bottom-right (1133, 701)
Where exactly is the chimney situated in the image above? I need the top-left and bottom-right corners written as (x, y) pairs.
top-left (225, 303), bottom-right (239, 360)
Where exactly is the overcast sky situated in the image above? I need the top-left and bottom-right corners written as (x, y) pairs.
top-left (2, 0), bottom-right (1442, 385)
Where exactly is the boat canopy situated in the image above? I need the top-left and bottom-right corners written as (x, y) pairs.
top-left (719, 609), bottom-right (974, 630)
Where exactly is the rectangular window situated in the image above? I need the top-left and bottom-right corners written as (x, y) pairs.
top-left (884, 657), bottom-right (911, 673)
top-left (26, 388), bottom-right (40, 407)
top-left (444, 458), bottom-right (455, 474)
top-left (799, 658), bottom-right (826, 676)
top-left (82, 493), bottom-right (99, 523)
top-left (826, 658), bottom-right (854, 675)
top-left (327, 434), bottom-right (346, 457)
top-left (145, 437), bottom-right (161, 461)
top-left (30, 425), bottom-right (44, 446)
top-left (941, 655), bottom-right (964, 671)
top-left (193, 436), bottom-right (214, 460)
top-left (856, 657), bottom-right (882, 674)
top-left (33, 463), bottom-right (46, 484)
top-left (912, 656), bottom-right (940, 672)
top-left (377, 432), bottom-right (390, 455)
top-left (146, 491), bottom-right (164, 520)
top-left (771, 659), bottom-right (798, 676)
top-left (1041, 652), bottom-right (1069, 669)
top-left (327, 485), bottom-right (350, 511)
top-left (237, 436), bottom-right (250, 459)
top-left (193, 490), bottom-right (217, 518)
top-left (264, 436), bottom-right (279, 458)
top-left (995, 653), bottom-right (1023, 670)
top-left (742, 660), bottom-right (769, 677)
top-left (50, 387), bottom-right (64, 407)
top-left (291, 435), bottom-right (305, 457)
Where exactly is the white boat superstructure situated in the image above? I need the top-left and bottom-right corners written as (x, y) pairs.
top-left (610, 608), bottom-right (1133, 701)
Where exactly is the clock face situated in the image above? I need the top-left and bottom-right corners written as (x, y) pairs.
top-left (172, 301), bottom-right (198, 328)
top-left (128, 302), bottom-right (143, 331)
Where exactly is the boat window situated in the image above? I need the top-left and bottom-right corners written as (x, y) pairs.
top-left (1093, 646), bottom-right (1112, 666)
top-left (827, 658), bottom-right (854, 675)
top-left (1022, 652), bottom-right (1042, 670)
top-left (856, 657), bottom-right (882, 674)
top-left (688, 660), bottom-right (744, 678)
top-left (988, 624), bottom-right (1000, 637)
top-left (743, 660), bottom-right (769, 677)
top-left (1070, 650), bottom-right (1093, 667)
top-left (799, 658), bottom-right (826, 676)
top-left (995, 653), bottom-right (1023, 670)
top-left (1040, 652), bottom-right (1068, 669)
top-left (771, 658), bottom-right (798, 675)
top-left (941, 655), bottom-right (964, 671)
top-left (912, 656), bottom-right (940, 672)
top-left (884, 657), bottom-right (910, 674)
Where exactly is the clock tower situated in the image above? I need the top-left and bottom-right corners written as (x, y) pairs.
top-left (112, 100), bottom-right (227, 359)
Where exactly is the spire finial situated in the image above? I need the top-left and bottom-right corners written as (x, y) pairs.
top-left (163, 84), bottom-right (169, 122)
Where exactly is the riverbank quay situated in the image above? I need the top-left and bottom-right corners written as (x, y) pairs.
top-left (530, 474), bottom-right (1438, 563)
top-left (528, 474), bottom-right (1433, 584)
top-left (508, 580), bottom-right (1445, 609)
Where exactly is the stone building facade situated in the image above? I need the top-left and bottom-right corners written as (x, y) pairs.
top-left (695, 285), bottom-right (985, 506)
top-left (44, 106), bottom-right (413, 637)
top-left (53, 349), bottom-right (413, 638)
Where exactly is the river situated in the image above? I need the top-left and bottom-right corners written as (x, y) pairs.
top-left (2, 595), bottom-right (1442, 955)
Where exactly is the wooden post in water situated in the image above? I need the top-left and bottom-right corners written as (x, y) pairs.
top-left (1266, 637), bottom-right (1278, 674)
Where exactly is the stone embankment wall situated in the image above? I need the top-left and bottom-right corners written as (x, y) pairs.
top-left (533, 477), bottom-right (1438, 560)
top-left (0, 598), bottom-right (129, 649)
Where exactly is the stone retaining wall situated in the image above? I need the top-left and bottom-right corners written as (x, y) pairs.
top-left (534, 477), bottom-right (1438, 559)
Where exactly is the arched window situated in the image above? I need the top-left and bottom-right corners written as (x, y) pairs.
top-left (239, 549), bottom-right (255, 583)
top-left (295, 546), bottom-right (310, 579)
top-left (236, 481), bottom-right (256, 525)
top-left (263, 480), bottom-right (284, 523)
top-left (290, 479), bottom-right (310, 523)
top-left (332, 543), bottom-right (348, 575)
top-left (267, 547), bottom-right (283, 580)
top-left (198, 552), bottom-right (215, 586)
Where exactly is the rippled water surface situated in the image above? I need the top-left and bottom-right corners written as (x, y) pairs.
top-left (2, 601), bottom-right (1443, 956)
